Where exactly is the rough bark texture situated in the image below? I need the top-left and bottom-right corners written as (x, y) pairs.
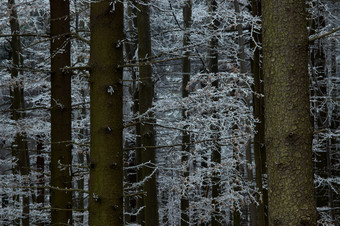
top-left (89, 1), bottom-right (124, 225)
top-left (137, 1), bottom-right (159, 225)
top-left (181, 1), bottom-right (191, 225)
top-left (262, 0), bottom-right (317, 225)
top-left (50, 0), bottom-right (73, 224)
top-left (8, 0), bottom-right (30, 225)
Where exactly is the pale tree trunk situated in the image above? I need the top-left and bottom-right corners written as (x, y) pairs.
top-left (181, 1), bottom-right (192, 225)
top-left (50, 0), bottom-right (72, 224)
top-left (89, 1), bottom-right (124, 225)
top-left (262, 0), bottom-right (317, 224)
top-left (137, 1), bottom-right (159, 225)
top-left (8, 0), bottom-right (30, 225)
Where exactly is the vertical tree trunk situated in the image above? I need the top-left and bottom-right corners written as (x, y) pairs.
top-left (8, 0), bottom-right (30, 225)
top-left (251, 0), bottom-right (267, 225)
top-left (36, 136), bottom-right (45, 226)
top-left (124, 4), bottom-right (139, 224)
top-left (206, 0), bottom-right (221, 225)
top-left (329, 38), bottom-right (339, 221)
top-left (233, 1), bottom-right (257, 225)
top-left (309, 13), bottom-right (329, 214)
top-left (50, 0), bottom-right (72, 224)
top-left (137, 1), bottom-right (159, 225)
top-left (89, 1), bottom-right (124, 225)
top-left (181, 1), bottom-right (192, 225)
top-left (262, 0), bottom-right (317, 224)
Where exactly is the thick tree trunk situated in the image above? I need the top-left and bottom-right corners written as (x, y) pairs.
top-left (8, 1), bottom-right (30, 225)
top-left (50, 0), bottom-right (72, 224)
top-left (89, 1), bottom-right (124, 225)
top-left (262, 0), bottom-right (317, 225)
top-left (181, 1), bottom-right (191, 225)
top-left (137, 1), bottom-right (159, 225)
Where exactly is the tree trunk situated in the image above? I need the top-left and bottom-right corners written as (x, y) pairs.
top-left (206, 0), bottom-right (221, 225)
top-left (50, 0), bottom-right (72, 224)
top-left (124, 4), bottom-right (138, 224)
top-left (137, 1), bottom-right (159, 225)
top-left (251, 0), bottom-right (267, 225)
top-left (89, 1), bottom-right (124, 225)
top-left (8, 0), bottom-right (30, 225)
top-left (309, 11), bottom-right (329, 214)
top-left (181, 1), bottom-right (192, 225)
top-left (36, 136), bottom-right (45, 226)
top-left (233, 1), bottom-right (257, 225)
top-left (262, 0), bottom-right (317, 224)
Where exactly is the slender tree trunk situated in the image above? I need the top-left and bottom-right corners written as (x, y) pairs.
top-left (181, 1), bottom-right (192, 225)
top-left (233, 1), bottom-right (257, 225)
top-left (36, 136), bottom-right (45, 226)
top-left (50, 0), bottom-right (72, 224)
top-left (329, 38), bottom-right (338, 221)
top-left (310, 16), bottom-right (329, 214)
top-left (8, 1), bottom-right (30, 225)
top-left (232, 3), bottom-right (241, 224)
top-left (89, 1), bottom-right (124, 225)
top-left (137, 1), bottom-right (159, 225)
top-left (329, 38), bottom-right (339, 221)
top-left (262, 0), bottom-right (317, 224)
top-left (124, 4), bottom-right (138, 224)
top-left (251, 0), bottom-right (267, 225)
top-left (76, 128), bottom-right (85, 224)
top-left (206, 0), bottom-right (222, 225)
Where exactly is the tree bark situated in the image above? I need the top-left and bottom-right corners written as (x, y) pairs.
top-left (251, 0), bottom-right (267, 225)
top-left (124, 4), bottom-right (138, 224)
top-left (36, 136), bottom-right (45, 226)
top-left (181, 1), bottom-right (192, 225)
top-left (89, 1), bottom-right (124, 225)
top-left (206, 0), bottom-right (221, 225)
top-left (50, 0), bottom-right (72, 224)
top-left (137, 1), bottom-right (159, 225)
top-left (262, 0), bottom-right (317, 224)
top-left (233, 1), bottom-right (257, 225)
top-left (8, 0), bottom-right (30, 225)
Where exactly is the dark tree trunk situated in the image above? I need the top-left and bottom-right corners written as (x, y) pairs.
top-left (50, 0), bottom-right (72, 224)
top-left (137, 1), bottom-right (159, 225)
top-left (89, 1), bottom-right (124, 225)
top-left (251, 0), bottom-right (267, 225)
top-left (36, 137), bottom-right (45, 226)
top-left (181, 1), bottom-right (192, 225)
top-left (8, 0), bottom-right (30, 224)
